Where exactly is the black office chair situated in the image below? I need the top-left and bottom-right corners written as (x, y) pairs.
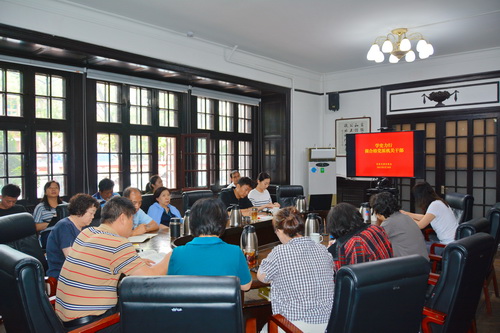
top-left (0, 212), bottom-right (48, 272)
top-left (182, 190), bottom-right (213, 211)
top-left (483, 203), bottom-right (500, 314)
top-left (422, 233), bottom-right (495, 333)
top-left (275, 185), bottom-right (304, 208)
top-left (140, 194), bottom-right (156, 213)
top-left (119, 275), bottom-right (246, 332)
top-left (0, 244), bottom-right (119, 333)
top-left (268, 255), bottom-right (430, 333)
top-left (444, 192), bottom-right (474, 224)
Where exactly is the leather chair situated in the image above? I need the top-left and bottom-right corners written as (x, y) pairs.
top-left (140, 193), bottom-right (156, 213)
top-left (483, 203), bottom-right (500, 314)
top-left (268, 255), bottom-right (430, 333)
top-left (182, 190), bottom-right (213, 211)
top-left (422, 233), bottom-right (496, 333)
top-left (119, 275), bottom-right (251, 332)
top-left (0, 244), bottom-right (119, 333)
top-left (444, 192), bottom-right (474, 224)
top-left (0, 212), bottom-right (48, 272)
top-left (275, 185), bottom-right (304, 208)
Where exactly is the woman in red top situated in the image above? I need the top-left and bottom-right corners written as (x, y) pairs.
top-left (327, 202), bottom-right (393, 272)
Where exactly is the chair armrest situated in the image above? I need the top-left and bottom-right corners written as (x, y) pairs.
top-left (421, 307), bottom-right (446, 333)
top-left (423, 227), bottom-right (435, 241)
top-left (430, 242), bottom-right (445, 255)
top-left (428, 254), bottom-right (443, 273)
top-left (69, 313), bottom-right (120, 333)
top-left (45, 276), bottom-right (58, 297)
top-left (428, 273), bottom-right (440, 286)
top-left (268, 314), bottom-right (303, 333)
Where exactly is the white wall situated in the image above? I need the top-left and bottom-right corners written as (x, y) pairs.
top-left (3, 0), bottom-right (500, 188)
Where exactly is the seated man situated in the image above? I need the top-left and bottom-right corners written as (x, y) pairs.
top-left (219, 176), bottom-right (254, 215)
top-left (123, 187), bottom-right (159, 236)
top-left (0, 184), bottom-right (27, 217)
top-left (92, 178), bottom-right (120, 207)
top-left (167, 198), bottom-right (252, 291)
top-left (370, 192), bottom-right (428, 259)
top-left (226, 169), bottom-right (240, 188)
top-left (55, 197), bottom-right (170, 332)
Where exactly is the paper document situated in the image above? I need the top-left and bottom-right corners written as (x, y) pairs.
top-left (138, 250), bottom-right (167, 264)
top-left (128, 233), bottom-right (158, 243)
top-left (257, 215), bottom-right (273, 222)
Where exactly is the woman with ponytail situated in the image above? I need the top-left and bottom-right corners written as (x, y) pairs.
top-left (257, 207), bottom-right (334, 332)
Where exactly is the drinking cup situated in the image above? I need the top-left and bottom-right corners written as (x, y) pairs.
top-left (310, 233), bottom-right (323, 244)
top-left (243, 248), bottom-right (257, 269)
top-left (251, 207), bottom-right (258, 222)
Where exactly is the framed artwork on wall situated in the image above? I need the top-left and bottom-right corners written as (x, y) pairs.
top-left (335, 117), bottom-right (371, 156)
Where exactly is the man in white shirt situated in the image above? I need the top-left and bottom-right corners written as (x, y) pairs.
top-left (226, 170), bottom-right (241, 188)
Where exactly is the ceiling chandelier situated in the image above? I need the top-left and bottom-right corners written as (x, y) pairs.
top-left (367, 28), bottom-right (434, 64)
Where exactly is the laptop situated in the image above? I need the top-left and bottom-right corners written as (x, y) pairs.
top-left (308, 194), bottom-right (333, 211)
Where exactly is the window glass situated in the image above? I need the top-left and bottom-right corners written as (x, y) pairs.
top-left (35, 131), bottom-right (67, 197)
top-left (35, 73), bottom-right (66, 119)
top-left (0, 69), bottom-right (22, 117)
top-left (97, 133), bottom-right (122, 191)
top-left (130, 135), bottom-right (151, 189)
top-left (129, 86), bottom-right (151, 125)
top-left (0, 130), bottom-right (24, 196)
top-left (219, 140), bottom-right (234, 184)
top-left (197, 97), bottom-right (214, 130)
top-left (219, 101), bottom-right (234, 132)
top-left (96, 81), bottom-right (121, 123)
top-left (238, 104), bottom-right (252, 134)
top-left (158, 136), bottom-right (177, 189)
top-left (159, 91), bottom-right (179, 127)
top-left (238, 141), bottom-right (252, 177)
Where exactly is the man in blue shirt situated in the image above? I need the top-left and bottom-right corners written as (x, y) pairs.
top-left (92, 178), bottom-right (120, 207)
top-left (123, 187), bottom-right (159, 236)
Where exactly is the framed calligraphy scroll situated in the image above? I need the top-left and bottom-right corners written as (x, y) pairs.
top-left (335, 117), bottom-right (371, 156)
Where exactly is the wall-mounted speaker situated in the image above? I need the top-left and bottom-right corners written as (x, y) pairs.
top-left (328, 92), bottom-right (339, 111)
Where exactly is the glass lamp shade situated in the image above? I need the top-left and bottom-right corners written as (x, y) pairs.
top-left (400, 38), bottom-right (411, 52)
top-left (374, 51), bottom-right (385, 63)
top-left (389, 54), bottom-right (399, 63)
top-left (419, 50), bottom-right (429, 59)
top-left (367, 44), bottom-right (380, 61)
top-left (405, 50), bottom-right (416, 62)
top-left (381, 40), bottom-right (393, 53)
top-left (426, 43), bottom-right (434, 55)
top-left (416, 39), bottom-right (427, 53)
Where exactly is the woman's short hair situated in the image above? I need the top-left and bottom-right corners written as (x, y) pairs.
top-left (68, 193), bottom-right (99, 216)
top-left (370, 192), bottom-right (400, 218)
top-left (257, 172), bottom-right (271, 182)
top-left (273, 206), bottom-right (304, 238)
top-left (326, 202), bottom-right (365, 238)
top-left (153, 186), bottom-right (170, 201)
top-left (190, 198), bottom-right (228, 237)
top-left (41, 180), bottom-right (63, 208)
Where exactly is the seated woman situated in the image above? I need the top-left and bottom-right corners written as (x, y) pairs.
top-left (46, 193), bottom-right (99, 279)
top-left (33, 180), bottom-right (66, 232)
top-left (370, 192), bottom-right (428, 259)
top-left (147, 187), bottom-right (181, 227)
top-left (400, 181), bottom-right (458, 245)
top-left (167, 198), bottom-right (252, 291)
top-left (257, 207), bottom-right (334, 333)
top-left (144, 174), bottom-right (164, 194)
top-left (327, 202), bottom-right (393, 272)
top-left (248, 172), bottom-right (280, 211)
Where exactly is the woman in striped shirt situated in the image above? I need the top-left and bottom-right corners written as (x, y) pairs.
top-left (248, 172), bottom-right (280, 211)
top-left (33, 180), bottom-right (65, 232)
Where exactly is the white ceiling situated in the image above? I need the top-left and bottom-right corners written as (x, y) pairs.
top-left (59, 0), bottom-right (500, 73)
